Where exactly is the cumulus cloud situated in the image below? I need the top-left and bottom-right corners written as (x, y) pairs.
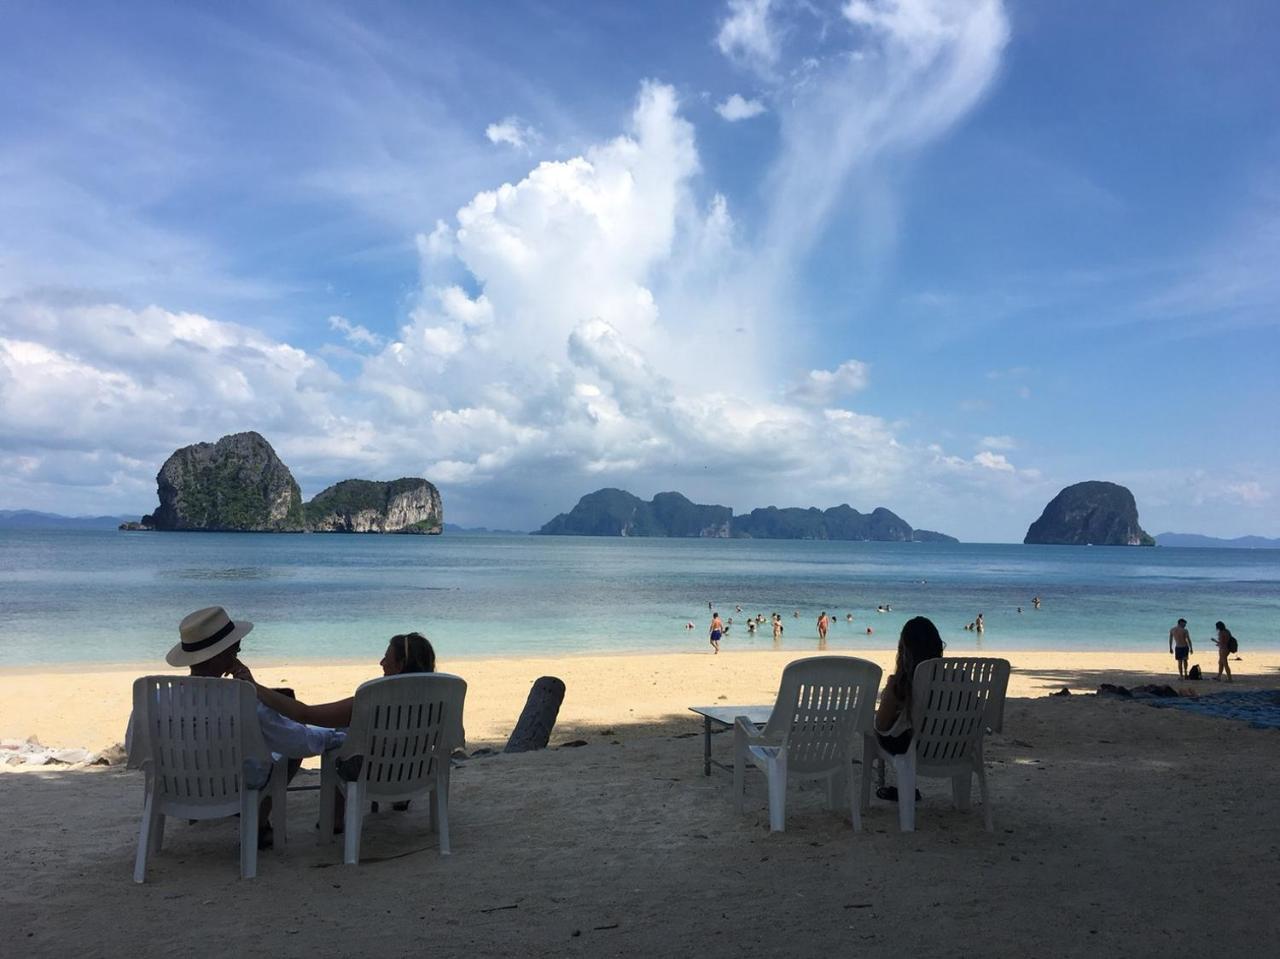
top-left (1, 69), bottom-right (1051, 537)
top-left (485, 116), bottom-right (540, 150)
top-left (716, 93), bottom-right (767, 121)
top-left (787, 360), bottom-right (870, 404)
top-left (973, 450), bottom-right (1015, 472)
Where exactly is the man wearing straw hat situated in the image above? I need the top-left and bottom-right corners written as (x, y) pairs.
top-left (127, 606), bottom-right (344, 847)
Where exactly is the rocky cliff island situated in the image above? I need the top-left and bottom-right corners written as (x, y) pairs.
top-left (535, 488), bottom-right (957, 542)
top-left (144, 431), bottom-right (305, 532)
top-left (122, 432), bottom-right (442, 534)
top-left (305, 478), bottom-right (442, 534)
top-left (1024, 481), bottom-right (1154, 546)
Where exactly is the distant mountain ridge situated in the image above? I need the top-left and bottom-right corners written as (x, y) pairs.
top-left (534, 488), bottom-right (957, 542)
top-left (1156, 532), bottom-right (1280, 549)
top-left (0, 510), bottom-right (139, 530)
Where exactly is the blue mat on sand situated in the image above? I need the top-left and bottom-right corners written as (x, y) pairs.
top-left (1148, 690), bottom-right (1280, 730)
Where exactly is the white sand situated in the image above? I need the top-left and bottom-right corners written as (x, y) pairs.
top-left (2, 648), bottom-right (1277, 957)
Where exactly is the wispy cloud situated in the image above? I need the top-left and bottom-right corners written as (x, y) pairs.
top-left (978, 434), bottom-right (1016, 451)
top-left (756, 0), bottom-right (1009, 269)
top-left (485, 116), bottom-right (540, 150)
top-left (716, 0), bottom-right (779, 73)
top-left (328, 315), bottom-right (383, 349)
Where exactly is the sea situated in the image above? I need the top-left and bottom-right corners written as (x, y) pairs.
top-left (0, 530), bottom-right (1276, 667)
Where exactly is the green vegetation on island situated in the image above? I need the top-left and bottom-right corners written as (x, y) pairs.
top-left (535, 489), bottom-right (956, 541)
top-left (536, 489), bottom-right (731, 537)
top-left (124, 432), bottom-right (442, 534)
top-left (305, 478), bottom-right (442, 534)
top-left (1024, 481), bottom-right (1154, 546)
top-left (149, 431), bottom-right (305, 532)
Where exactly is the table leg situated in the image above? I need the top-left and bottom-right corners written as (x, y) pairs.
top-left (703, 716), bottom-right (712, 776)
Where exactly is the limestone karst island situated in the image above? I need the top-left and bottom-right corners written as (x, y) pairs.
top-left (535, 488), bottom-right (958, 541)
top-left (1024, 480), bottom-right (1155, 546)
top-left (119, 431), bottom-right (442, 534)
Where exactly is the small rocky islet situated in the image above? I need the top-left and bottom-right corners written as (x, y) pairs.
top-left (120, 431), bottom-right (441, 534)
top-left (1024, 480), bottom-right (1154, 546)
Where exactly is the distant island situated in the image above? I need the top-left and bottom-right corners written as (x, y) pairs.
top-left (1025, 481), bottom-right (1154, 546)
top-left (1155, 532), bottom-right (1280, 549)
top-left (443, 523), bottom-right (527, 535)
top-left (118, 431), bottom-right (442, 534)
top-left (534, 488), bottom-right (957, 541)
top-left (0, 510), bottom-right (138, 530)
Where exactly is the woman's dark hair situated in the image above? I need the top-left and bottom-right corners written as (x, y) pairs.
top-left (891, 616), bottom-right (945, 700)
top-left (390, 632), bottom-right (436, 673)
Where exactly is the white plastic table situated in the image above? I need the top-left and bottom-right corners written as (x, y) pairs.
top-left (687, 705), bottom-right (773, 776)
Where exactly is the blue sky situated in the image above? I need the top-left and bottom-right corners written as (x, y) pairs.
top-left (1, 0), bottom-right (1277, 540)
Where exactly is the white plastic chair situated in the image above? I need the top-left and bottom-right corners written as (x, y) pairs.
top-left (319, 673), bottom-right (467, 865)
top-left (864, 657), bottom-right (1011, 832)
top-left (129, 675), bottom-right (286, 882)
top-left (734, 656), bottom-right (882, 832)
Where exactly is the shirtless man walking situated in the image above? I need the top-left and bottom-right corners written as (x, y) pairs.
top-left (816, 611), bottom-right (830, 645)
top-left (1168, 617), bottom-right (1193, 678)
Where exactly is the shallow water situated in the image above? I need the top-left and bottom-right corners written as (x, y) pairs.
top-left (0, 530), bottom-right (1276, 666)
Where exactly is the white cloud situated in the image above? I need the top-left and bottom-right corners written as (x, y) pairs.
top-left (2, 75), bottom-right (1061, 539)
top-left (716, 93), bottom-right (767, 121)
top-left (485, 116), bottom-right (540, 150)
top-left (978, 434), bottom-right (1016, 451)
top-left (759, 0), bottom-right (1009, 268)
top-left (717, 0), bottom-right (779, 72)
top-left (328, 315), bottom-right (383, 349)
top-left (973, 450), bottom-right (1015, 472)
top-left (1223, 481), bottom-right (1270, 506)
top-left (787, 359), bottom-right (870, 404)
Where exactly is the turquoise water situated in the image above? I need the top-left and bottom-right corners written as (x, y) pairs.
top-left (0, 530), bottom-right (1276, 666)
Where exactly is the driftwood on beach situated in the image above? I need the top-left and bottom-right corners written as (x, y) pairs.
top-left (504, 676), bottom-right (566, 753)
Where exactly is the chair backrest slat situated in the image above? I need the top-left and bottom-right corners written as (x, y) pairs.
top-left (342, 673), bottom-right (467, 798)
top-left (762, 657), bottom-right (881, 773)
top-left (132, 675), bottom-right (269, 807)
top-left (909, 658), bottom-right (1011, 770)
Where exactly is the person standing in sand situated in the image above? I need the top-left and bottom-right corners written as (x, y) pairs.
top-left (1168, 618), bottom-right (1193, 678)
top-left (709, 612), bottom-right (724, 654)
top-left (1212, 620), bottom-right (1235, 682)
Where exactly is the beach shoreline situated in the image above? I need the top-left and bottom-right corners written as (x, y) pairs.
top-left (5, 647), bottom-right (1276, 753)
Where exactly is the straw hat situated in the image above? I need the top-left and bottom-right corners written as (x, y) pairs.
top-left (166, 606), bottom-right (254, 667)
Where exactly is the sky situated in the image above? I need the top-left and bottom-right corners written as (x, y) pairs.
top-left (1, 0), bottom-right (1277, 541)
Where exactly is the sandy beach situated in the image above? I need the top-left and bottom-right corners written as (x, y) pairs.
top-left (3, 648), bottom-right (1279, 957)
top-left (6, 647), bottom-right (1275, 752)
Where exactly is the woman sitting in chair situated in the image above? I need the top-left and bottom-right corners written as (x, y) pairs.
top-left (249, 632), bottom-right (436, 729)
top-left (874, 616), bottom-right (944, 799)
top-left (248, 632), bottom-right (439, 822)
